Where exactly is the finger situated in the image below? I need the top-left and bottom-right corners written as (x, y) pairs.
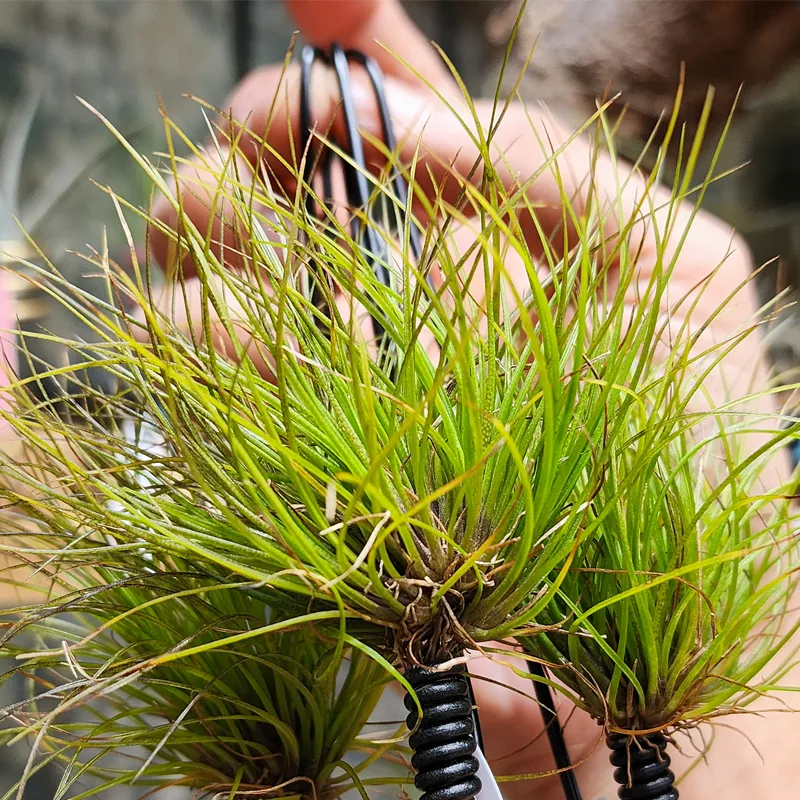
top-left (149, 145), bottom-right (542, 368)
top-left (284, 0), bottom-right (458, 92)
top-left (466, 650), bottom-right (609, 800)
top-left (150, 145), bottom-right (273, 276)
top-left (150, 62), bottom-right (492, 280)
top-left (138, 274), bottom-right (434, 382)
top-left (150, 61), bottom-right (341, 275)
top-left (222, 68), bottom-right (557, 250)
top-left (133, 272), bottom-right (279, 379)
top-left (310, 76), bottom-right (587, 260)
top-left (143, 224), bottom-right (441, 382)
top-left (151, 59), bottom-right (392, 275)
top-left (222, 60), bottom-right (345, 186)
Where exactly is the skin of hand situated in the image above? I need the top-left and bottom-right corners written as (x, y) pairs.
top-left (148, 1), bottom-right (800, 798)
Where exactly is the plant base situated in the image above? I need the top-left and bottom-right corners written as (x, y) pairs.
top-left (606, 733), bottom-right (679, 800)
top-left (404, 663), bottom-right (482, 800)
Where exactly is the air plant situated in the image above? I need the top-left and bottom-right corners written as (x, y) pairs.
top-left (0, 544), bottom-right (397, 799)
top-left (515, 109), bottom-right (800, 800)
top-left (0, 36), bottom-right (799, 800)
top-left (518, 377), bottom-right (800, 799)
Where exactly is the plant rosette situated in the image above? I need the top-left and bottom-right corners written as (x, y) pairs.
top-left (0, 564), bottom-right (399, 799)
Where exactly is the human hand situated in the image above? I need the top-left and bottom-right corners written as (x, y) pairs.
top-left (148, 2), bottom-right (798, 798)
top-left (149, 0), bottom-right (759, 402)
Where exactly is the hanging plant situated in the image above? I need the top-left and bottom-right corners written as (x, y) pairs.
top-left (512, 77), bottom-right (800, 800)
top-left (519, 366), bottom-right (800, 797)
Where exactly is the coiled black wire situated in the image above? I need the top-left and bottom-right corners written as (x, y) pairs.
top-left (404, 663), bottom-right (482, 800)
top-left (606, 733), bottom-right (679, 800)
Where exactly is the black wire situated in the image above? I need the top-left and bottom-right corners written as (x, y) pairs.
top-left (528, 661), bottom-right (583, 800)
top-left (299, 43), bottom-right (402, 372)
top-left (328, 44), bottom-right (393, 289)
top-left (299, 46), bottom-right (487, 758)
top-left (299, 45), bottom-right (336, 325)
top-left (404, 664), bottom-right (483, 800)
top-left (344, 49), bottom-right (423, 266)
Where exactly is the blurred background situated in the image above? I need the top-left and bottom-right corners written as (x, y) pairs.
top-left (1, 1), bottom-right (799, 797)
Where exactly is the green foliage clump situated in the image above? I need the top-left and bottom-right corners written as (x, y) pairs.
top-left (0, 552), bottom-right (396, 799)
top-left (0, 50), bottom-right (799, 797)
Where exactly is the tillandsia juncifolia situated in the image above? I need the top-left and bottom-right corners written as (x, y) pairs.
top-left (297, 44), bottom-right (502, 800)
top-left (515, 98), bottom-right (800, 800)
top-left (0, 552), bottom-right (397, 798)
top-left (1, 23), bottom-right (800, 800)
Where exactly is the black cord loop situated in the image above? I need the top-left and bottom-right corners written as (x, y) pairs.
top-left (528, 660), bottom-right (583, 800)
top-left (298, 43), bottom-right (407, 373)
